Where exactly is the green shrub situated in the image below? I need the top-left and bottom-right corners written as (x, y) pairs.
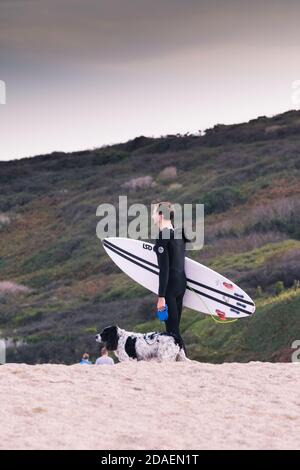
top-left (202, 187), bottom-right (246, 214)
top-left (275, 281), bottom-right (284, 296)
top-left (293, 279), bottom-right (300, 290)
top-left (256, 286), bottom-right (263, 298)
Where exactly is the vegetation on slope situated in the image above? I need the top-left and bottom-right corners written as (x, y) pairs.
top-left (0, 110), bottom-right (300, 363)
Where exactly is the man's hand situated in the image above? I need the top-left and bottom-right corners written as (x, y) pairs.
top-left (157, 296), bottom-right (166, 311)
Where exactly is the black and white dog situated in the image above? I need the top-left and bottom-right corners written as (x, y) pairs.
top-left (95, 325), bottom-right (189, 362)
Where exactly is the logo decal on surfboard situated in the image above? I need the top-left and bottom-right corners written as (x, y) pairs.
top-left (223, 282), bottom-right (234, 290)
top-left (143, 243), bottom-right (152, 251)
top-left (216, 309), bottom-right (226, 320)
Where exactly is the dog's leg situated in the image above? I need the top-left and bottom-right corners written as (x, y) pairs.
top-left (156, 353), bottom-right (164, 363)
top-left (115, 349), bottom-right (132, 362)
top-left (176, 348), bottom-right (191, 362)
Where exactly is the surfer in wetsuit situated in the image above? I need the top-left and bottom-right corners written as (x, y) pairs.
top-left (152, 201), bottom-right (188, 355)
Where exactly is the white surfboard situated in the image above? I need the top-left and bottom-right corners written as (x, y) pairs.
top-left (102, 237), bottom-right (256, 319)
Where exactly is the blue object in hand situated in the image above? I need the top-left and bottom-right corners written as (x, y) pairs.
top-left (156, 304), bottom-right (168, 321)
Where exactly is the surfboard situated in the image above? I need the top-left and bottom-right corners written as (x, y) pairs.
top-left (102, 237), bottom-right (256, 319)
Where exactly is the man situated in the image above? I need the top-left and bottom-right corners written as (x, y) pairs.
top-left (152, 201), bottom-right (188, 356)
top-left (95, 346), bottom-right (114, 365)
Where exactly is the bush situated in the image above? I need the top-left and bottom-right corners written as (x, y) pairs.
top-left (293, 280), bottom-right (300, 290)
top-left (202, 187), bottom-right (246, 215)
top-left (275, 281), bottom-right (284, 296)
top-left (256, 286), bottom-right (263, 298)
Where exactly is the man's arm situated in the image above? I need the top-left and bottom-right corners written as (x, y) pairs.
top-left (156, 238), bottom-right (170, 297)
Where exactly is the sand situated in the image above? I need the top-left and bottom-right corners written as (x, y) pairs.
top-left (0, 361), bottom-right (299, 450)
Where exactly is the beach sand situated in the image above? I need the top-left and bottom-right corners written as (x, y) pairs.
top-left (0, 361), bottom-right (299, 450)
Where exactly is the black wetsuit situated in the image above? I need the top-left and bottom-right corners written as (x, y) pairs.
top-left (153, 227), bottom-right (187, 354)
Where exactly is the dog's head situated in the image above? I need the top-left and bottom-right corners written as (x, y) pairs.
top-left (95, 325), bottom-right (119, 351)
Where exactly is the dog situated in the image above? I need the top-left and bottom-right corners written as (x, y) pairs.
top-left (95, 325), bottom-right (189, 362)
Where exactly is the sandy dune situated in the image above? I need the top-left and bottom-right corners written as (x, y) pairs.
top-left (0, 361), bottom-right (299, 450)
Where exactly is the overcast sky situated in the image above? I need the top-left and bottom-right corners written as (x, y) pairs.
top-left (0, 0), bottom-right (300, 161)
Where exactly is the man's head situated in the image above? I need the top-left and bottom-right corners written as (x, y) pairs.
top-left (100, 346), bottom-right (108, 356)
top-left (152, 201), bottom-right (174, 228)
top-left (82, 353), bottom-right (89, 360)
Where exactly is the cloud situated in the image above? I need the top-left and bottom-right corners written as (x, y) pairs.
top-left (1, 0), bottom-right (300, 161)
top-left (1, 0), bottom-right (300, 68)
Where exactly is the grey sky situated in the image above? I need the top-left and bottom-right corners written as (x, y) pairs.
top-left (1, 0), bottom-right (300, 160)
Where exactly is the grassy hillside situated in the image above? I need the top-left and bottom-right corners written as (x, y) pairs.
top-left (0, 109), bottom-right (300, 363)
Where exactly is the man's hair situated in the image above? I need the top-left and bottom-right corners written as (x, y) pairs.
top-left (153, 200), bottom-right (191, 242)
top-left (100, 346), bottom-right (108, 355)
top-left (154, 201), bottom-right (174, 225)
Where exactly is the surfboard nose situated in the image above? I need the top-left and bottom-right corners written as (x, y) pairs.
top-left (102, 237), bottom-right (117, 244)
top-left (101, 237), bottom-right (113, 248)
